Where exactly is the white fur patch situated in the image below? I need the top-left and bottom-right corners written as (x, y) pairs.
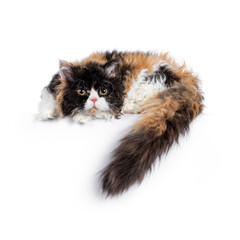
top-left (71, 89), bottom-right (114, 123)
top-left (72, 112), bottom-right (93, 123)
top-left (84, 89), bottom-right (110, 112)
top-left (38, 87), bottom-right (59, 120)
top-left (94, 111), bottom-right (113, 120)
top-left (122, 64), bottom-right (167, 114)
top-left (72, 110), bottom-right (113, 123)
top-left (84, 89), bottom-right (110, 111)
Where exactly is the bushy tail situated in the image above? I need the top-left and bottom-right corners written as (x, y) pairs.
top-left (101, 83), bottom-right (204, 196)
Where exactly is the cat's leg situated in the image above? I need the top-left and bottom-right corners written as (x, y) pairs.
top-left (39, 87), bottom-right (59, 120)
top-left (72, 112), bottom-right (94, 123)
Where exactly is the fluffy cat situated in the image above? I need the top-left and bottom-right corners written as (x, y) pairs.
top-left (39, 51), bottom-right (204, 196)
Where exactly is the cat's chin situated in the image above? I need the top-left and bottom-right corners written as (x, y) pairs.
top-left (72, 107), bottom-right (114, 122)
top-left (87, 107), bottom-right (98, 114)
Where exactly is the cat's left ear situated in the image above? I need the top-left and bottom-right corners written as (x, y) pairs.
top-left (104, 60), bottom-right (119, 78)
top-left (59, 60), bottom-right (74, 82)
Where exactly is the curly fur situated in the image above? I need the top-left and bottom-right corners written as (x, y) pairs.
top-left (39, 51), bottom-right (204, 196)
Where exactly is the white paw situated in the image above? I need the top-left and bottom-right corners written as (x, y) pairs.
top-left (39, 109), bottom-right (57, 120)
top-left (104, 114), bottom-right (114, 121)
top-left (95, 111), bottom-right (114, 121)
top-left (72, 113), bottom-right (93, 123)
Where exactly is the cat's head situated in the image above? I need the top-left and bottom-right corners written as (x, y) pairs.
top-left (57, 59), bottom-right (124, 118)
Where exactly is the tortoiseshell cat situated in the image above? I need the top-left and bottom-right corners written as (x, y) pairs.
top-left (39, 51), bottom-right (204, 196)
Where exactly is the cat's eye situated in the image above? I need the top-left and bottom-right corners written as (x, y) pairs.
top-left (77, 89), bottom-right (87, 96)
top-left (99, 88), bottom-right (108, 96)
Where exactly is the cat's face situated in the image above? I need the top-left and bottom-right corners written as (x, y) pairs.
top-left (58, 60), bottom-right (124, 118)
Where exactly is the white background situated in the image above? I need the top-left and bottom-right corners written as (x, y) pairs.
top-left (0, 0), bottom-right (240, 239)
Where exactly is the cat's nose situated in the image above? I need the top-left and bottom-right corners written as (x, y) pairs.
top-left (91, 98), bottom-right (97, 104)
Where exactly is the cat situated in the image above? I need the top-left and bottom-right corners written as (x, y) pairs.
top-left (39, 51), bottom-right (204, 196)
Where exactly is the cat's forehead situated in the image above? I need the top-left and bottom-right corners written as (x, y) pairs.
top-left (72, 63), bottom-right (105, 78)
top-left (71, 65), bottom-right (106, 85)
top-left (72, 79), bottom-right (113, 91)
top-left (70, 64), bottom-right (115, 90)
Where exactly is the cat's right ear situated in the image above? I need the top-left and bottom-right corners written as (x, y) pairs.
top-left (59, 60), bottom-right (74, 82)
top-left (104, 60), bottom-right (119, 78)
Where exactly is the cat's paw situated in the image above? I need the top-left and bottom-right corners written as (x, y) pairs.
top-left (95, 111), bottom-right (114, 121)
top-left (72, 113), bottom-right (93, 123)
top-left (105, 115), bottom-right (114, 121)
top-left (104, 113), bottom-right (114, 121)
top-left (38, 103), bottom-right (58, 120)
top-left (39, 110), bottom-right (57, 120)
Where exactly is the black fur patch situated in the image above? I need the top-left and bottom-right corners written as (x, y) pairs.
top-left (144, 69), bottom-right (166, 83)
top-left (47, 73), bottom-right (61, 97)
top-left (144, 65), bottom-right (179, 87)
top-left (160, 66), bottom-right (179, 87)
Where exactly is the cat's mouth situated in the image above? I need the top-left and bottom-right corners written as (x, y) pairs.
top-left (88, 107), bottom-right (98, 114)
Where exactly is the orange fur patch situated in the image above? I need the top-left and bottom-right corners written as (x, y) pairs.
top-left (76, 52), bottom-right (107, 66)
top-left (134, 95), bottom-right (179, 136)
top-left (56, 79), bottom-right (68, 117)
top-left (88, 107), bottom-right (98, 114)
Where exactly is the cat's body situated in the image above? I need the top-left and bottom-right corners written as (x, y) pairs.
top-left (39, 51), bottom-right (204, 195)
